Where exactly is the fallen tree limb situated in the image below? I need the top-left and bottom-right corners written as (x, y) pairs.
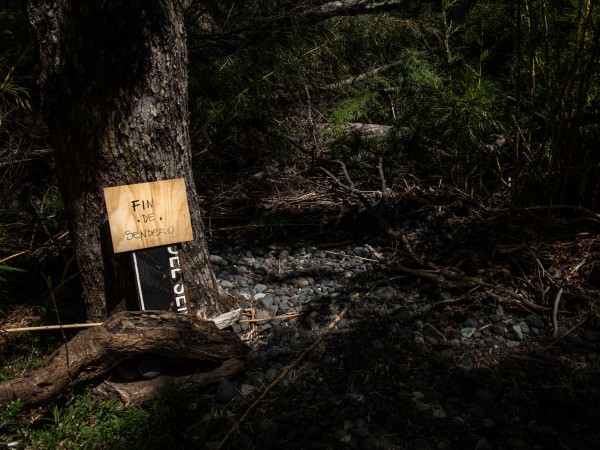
top-left (0, 311), bottom-right (246, 407)
top-left (93, 358), bottom-right (244, 405)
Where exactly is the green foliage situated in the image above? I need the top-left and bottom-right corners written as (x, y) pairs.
top-left (0, 382), bottom-right (213, 449)
top-left (0, 334), bottom-right (45, 382)
top-left (30, 185), bottom-right (65, 236)
top-left (0, 0), bottom-right (32, 123)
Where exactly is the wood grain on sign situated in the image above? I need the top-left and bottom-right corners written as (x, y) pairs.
top-left (103, 178), bottom-right (194, 253)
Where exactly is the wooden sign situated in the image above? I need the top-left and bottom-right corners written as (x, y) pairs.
top-left (132, 245), bottom-right (188, 312)
top-left (103, 178), bottom-right (194, 253)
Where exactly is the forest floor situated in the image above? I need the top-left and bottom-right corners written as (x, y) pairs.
top-left (1, 164), bottom-right (600, 449)
top-left (191, 167), bottom-right (600, 450)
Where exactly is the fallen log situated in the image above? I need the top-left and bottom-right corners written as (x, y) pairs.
top-left (0, 311), bottom-right (247, 407)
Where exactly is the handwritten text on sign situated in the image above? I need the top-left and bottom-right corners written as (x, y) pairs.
top-left (103, 179), bottom-right (194, 253)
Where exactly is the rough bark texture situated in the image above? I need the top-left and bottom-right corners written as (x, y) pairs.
top-left (92, 358), bottom-right (244, 405)
top-left (28, 0), bottom-right (233, 321)
top-left (0, 311), bottom-right (247, 406)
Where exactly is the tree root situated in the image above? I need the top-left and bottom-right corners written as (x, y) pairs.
top-left (0, 311), bottom-right (246, 407)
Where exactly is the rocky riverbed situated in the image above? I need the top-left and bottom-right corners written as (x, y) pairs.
top-left (190, 242), bottom-right (600, 450)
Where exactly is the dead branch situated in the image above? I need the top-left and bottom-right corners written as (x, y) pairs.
top-left (319, 60), bottom-right (403, 90)
top-left (323, 165), bottom-right (548, 312)
top-left (0, 311), bottom-right (246, 407)
top-left (93, 358), bottom-right (244, 405)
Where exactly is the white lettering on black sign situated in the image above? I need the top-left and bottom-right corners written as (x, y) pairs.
top-left (131, 245), bottom-right (188, 313)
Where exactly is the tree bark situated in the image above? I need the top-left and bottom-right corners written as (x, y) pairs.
top-left (28, 0), bottom-right (233, 320)
top-left (0, 311), bottom-right (246, 406)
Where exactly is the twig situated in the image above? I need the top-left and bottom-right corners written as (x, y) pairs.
top-left (217, 289), bottom-right (369, 450)
top-left (377, 156), bottom-right (387, 192)
top-left (1, 323), bottom-right (103, 333)
top-left (239, 312), bottom-right (302, 323)
top-left (0, 250), bottom-right (29, 265)
top-left (545, 313), bottom-right (589, 350)
top-left (552, 288), bottom-right (563, 339)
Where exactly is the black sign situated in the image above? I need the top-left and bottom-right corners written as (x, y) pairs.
top-left (131, 245), bottom-right (188, 312)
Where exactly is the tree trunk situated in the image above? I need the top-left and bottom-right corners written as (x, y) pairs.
top-left (28, 0), bottom-right (233, 320)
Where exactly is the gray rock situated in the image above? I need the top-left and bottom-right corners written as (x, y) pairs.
top-left (525, 314), bottom-right (545, 329)
top-left (256, 310), bottom-right (271, 320)
top-left (461, 327), bottom-right (476, 338)
top-left (260, 295), bottom-right (274, 308)
top-left (235, 265), bottom-right (250, 275)
top-left (440, 291), bottom-right (452, 300)
top-left (512, 324), bottom-right (524, 340)
top-left (354, 246), bottom-right (371, 257)
top-left (220, 280), bottom-right (234, 289)
top-left (457, 356), bottom-right (474, 371)
top-left (375, 286), bottom-right (396, 301)
top-left (265, 368), bottom-right (279, 383)
top-left (209, 254), bottom-right (228, 266)
top-left (138, 354), bottom-right (167, 379)
top-left (292, 277), bottom-right (310, 288)
top-left (254, 283), bottom-right (268, 293)
top-left (215, 379), bottom-right (235, 403)
top-left (464, 317), bottom-right (479, 328)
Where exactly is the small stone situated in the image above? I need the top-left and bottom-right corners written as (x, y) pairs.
top-left (235, 265), bottom-right (250, 275)
top-left (393, 310), bottom-right (414, 323)
top-left (461, 327), bottom-right (476, 338)
top-left (457, 356), bottom-right (474, 371)
top-left (354, 246), bottom-right (370, 257)
top-left (525, 314), bottom-right (545, 330)
top-left (413, 399), bottom-right (431, 412)
top-left (253, 292), bottom-right (266, 300)
top-left (398, 327), bottom-right (413, 341)
top-left (256, 310), bottom-right (271, 320)
top-left (292, 277), bottom-right (310, 288)
top-left (265, 368), bottom-right (278, 383)
top-left (512, 324), bottom-right (524, 340)
top-left (414, 331), bottom-right (425, 345)
top-left (506, 340), bottom-right (520, 348)
top-left (138, 354), bottom-right (167, 379)
top-left (254, 283), bottom-right (268, 293)
top-left (481, 418), bottom-right (495, 428)
top-left (432, 408), bottom-right (446, 418)
top-left (440, 291), bottom-right (452, 300)
top-left (464, 317), bottom-right (479, 328)
top-left (215, 379), bottom-right (235, 403)
top-left (260, 295), bottom-right (274, 308)
top-left (220, 280), bottom-right (234, 289)
top-left (209, 255), bottom-right (228, 266)
top-left (240, 384), bottom-right (254, 396)
top-left (375, 286), bottom-right (396, 301)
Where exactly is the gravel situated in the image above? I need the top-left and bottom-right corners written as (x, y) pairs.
top-left (192, 243), bottom-right (600, 449)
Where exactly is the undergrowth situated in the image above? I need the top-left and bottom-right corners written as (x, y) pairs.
top-left (0, 381), bottom-right (214, 449)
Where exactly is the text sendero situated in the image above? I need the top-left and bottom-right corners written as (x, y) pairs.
top-left (125, 226), bottom-right (175, 240)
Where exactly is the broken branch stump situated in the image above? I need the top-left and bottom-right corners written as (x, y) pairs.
top-left (0, 311), bottom-right (246, 406)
